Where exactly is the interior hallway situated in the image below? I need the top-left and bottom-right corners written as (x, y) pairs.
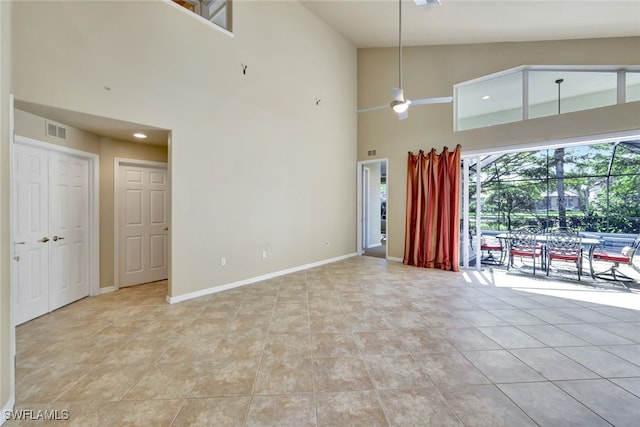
top-left (9, 256), bottom-right (640, 426)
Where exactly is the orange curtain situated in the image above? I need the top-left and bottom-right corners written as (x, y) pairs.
top-left (404, 145), bottom-right (461, 271)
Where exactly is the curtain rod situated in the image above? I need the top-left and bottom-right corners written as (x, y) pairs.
top-left (408, 144), bottom-right (462, 155)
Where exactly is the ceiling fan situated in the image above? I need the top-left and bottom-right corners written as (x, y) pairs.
top-left (356, 0), bottom-right (452, 120)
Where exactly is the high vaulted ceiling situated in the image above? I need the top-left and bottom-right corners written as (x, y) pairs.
top-left (301, 0), bottom-right (640, 48)
top-left (14, 1), bottom-right (640, 146)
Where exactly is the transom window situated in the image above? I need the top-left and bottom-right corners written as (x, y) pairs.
top-left (173, 0), bottom-right (232, 33)
top-left (455, 66), bottom-right (640, 131)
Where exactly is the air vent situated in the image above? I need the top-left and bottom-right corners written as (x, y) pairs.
top-left (45, 121), bottom-right (68, 140)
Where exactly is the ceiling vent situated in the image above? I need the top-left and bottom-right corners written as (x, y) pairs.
top-left (45, 121), bottom-right (68, 140)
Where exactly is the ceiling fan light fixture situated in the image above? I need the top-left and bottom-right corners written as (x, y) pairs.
top-left (391, 100), bottom-right (411, 113)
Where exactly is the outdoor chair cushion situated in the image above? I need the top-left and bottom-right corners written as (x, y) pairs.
top-left (593, 251), bottom-right (630, 263)
top-left (549, 252), bottom-right (580, 261)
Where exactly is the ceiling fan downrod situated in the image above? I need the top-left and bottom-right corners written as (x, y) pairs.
top-left (391, 0), bottom-right (410, 114)
top-left (398, 0), bottom-right (403, 91)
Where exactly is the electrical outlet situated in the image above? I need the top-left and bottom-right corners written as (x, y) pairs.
top-left (221, 257), bottom-right (226, 266)
top-left (262, 250), bottom-right (268, 259)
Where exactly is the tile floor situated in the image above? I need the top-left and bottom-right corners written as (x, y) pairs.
top-left (8, 256), bottom-right (640, 426)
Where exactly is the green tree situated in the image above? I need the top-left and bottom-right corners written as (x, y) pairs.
top-left (473, 142), bottom-right (640, 234)
top-left (484, 183), bottom-right (540, 230)
top-left (480, 151), bottom-right (546, 230)
top-left (590, 143), bottom-right (640, 232)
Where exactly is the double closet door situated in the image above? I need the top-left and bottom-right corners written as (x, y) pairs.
top-left (13, 141), bottom-right (90, 325)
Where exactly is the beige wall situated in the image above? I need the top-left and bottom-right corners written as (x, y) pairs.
top-left (14, 109), bottom-right (168, 289)
top-left (358, 37), bottom-right (640, 259)
top-left (99, 137), bottom-right (168, 288)
top-left (13, 0), bottom-right (358, 297)
top-left (0, 0), bottom-right (12, 413)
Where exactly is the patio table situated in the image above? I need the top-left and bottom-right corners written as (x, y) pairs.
top-left (496, 233), bottom-right (601, 276)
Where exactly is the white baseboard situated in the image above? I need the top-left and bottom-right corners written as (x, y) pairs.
top-left (167, 252), bottom-right (359, 304)
top-left (1, 396), bottom-right (15, 425)
top-left (387, 256), bottom-right (403, 263)
top-left (98, 286), bottom-right (117, 295)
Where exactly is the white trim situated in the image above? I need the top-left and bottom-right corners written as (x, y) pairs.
top-left (6, 94), bottom-right (15, 426)
top-left (455, 65), bottom-right (527, 89)
top-left (163, 0), bottom-right (233, 38)
top-left (167, 253), bottom-right (358, 304)
top-left (11, 135), bottom-right (101, 299)
top-left (363, 166), bottom-right (370, 250)
top-left (90, 156), bottom-right (99, 296)
top-left (522, 68), bottom-right (529, 120)
top-left (1, 395), bottom-right (15, 425)
top-left (617, 70), bottom-right (626, 104)
top-left (113, 158), bottom-right (169, 291)
top-left (356, 164), bottom-right (363, 255)
top-left (454, 65), bottom-right (640, 90)
top-left (115, 158), bottom-right (169, 169)
top-left (98, 286), bottom-right (117, 295)
top-left (475, 156), bottom-right (482, 272)
top-left (528, 65), bottom-right (640, 72)
top-left (387, 256), bottom-right (403, 263)
top-left (461, 129), bottom-right (640, 158)
top-left (462, 158), bottom-right (470, 268)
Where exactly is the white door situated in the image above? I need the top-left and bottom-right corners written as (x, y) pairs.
top-left (13, 144), bottom-right (49, 325)
top-left (12, 144), bottom-right (90, 325)
top-left (118, 163), bottom-right (168, 286)
top-left (49, 151), bottom-right (90, 310)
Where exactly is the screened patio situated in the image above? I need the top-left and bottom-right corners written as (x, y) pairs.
top-left (461, 139), bottom-right (640, 289)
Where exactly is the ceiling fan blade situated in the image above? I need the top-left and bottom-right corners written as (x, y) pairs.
top-left (398, 110), bottom-right (409, 120)
top-left (356, 105), bottom-right (388, 113)
top-left (410, 96), bottom-right (453, 106)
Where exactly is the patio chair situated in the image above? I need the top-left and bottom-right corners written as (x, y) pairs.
top-left (591, 234), bottom-right (640, 287)
top-left (480, 235), bottom-right (505, 265)
top-left (507, 228), bottom-right (542, 274)
top-left (546, 229), bottom-right (583, 281)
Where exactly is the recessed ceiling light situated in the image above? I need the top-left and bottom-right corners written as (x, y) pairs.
top-left (481, 95), bottom-right (491, 100)
top-left (133, 133), bottom-right (147, 139)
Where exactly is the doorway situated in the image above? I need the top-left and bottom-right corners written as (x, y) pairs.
top-left (12, 136), bottom-right (99, 325)
top-left (357, 159), bottom-right (388, 259)
top-left (115, 159), bottom-right (169, 288)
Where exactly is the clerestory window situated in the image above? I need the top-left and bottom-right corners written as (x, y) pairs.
top-left (455, 66), bottom-right (640, 131)
top-left (173, 0), bottom-right (232, 33)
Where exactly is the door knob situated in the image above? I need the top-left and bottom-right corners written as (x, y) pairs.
top-left (38, 237), bottom-right (50, 243)
top-left (52, 236), bottom-right (65, 241)
top-left (163, 226), bottom-right (169, 231)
